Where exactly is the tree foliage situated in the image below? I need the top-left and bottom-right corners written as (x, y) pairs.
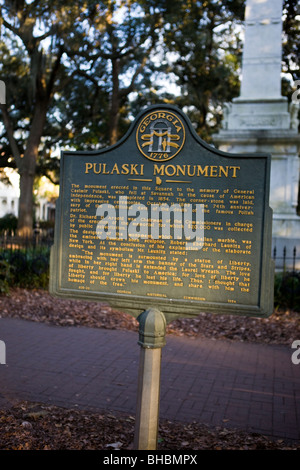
top-left (156, 0), bottom-right (245, 140)
top-left (282, 0), bottom-right (300, 81)
top-left (0, 0), bottom-right (90, 234)
top-left (0, 0), bottom-right (163, 234)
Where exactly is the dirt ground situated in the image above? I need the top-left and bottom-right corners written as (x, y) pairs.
top-left (0, 288), bottom-right (299, 345)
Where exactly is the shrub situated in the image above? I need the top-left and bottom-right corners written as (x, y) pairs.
top-left (0, 213), bottom-right (18, 235)
top-left (0, 247), bottom-right (50, 290)
top-left (274, 271), bottom-right (300, 311)
top-left (0, 257), bottom-right (13, 293)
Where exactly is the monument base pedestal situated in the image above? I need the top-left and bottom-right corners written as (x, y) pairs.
top-left (225, 98), bottom-right (292, 131)
top-left (213, 127), bottom-right (300, 270)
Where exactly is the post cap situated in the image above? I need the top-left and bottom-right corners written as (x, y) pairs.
top-left (137, 308), bottom-right (166, 349)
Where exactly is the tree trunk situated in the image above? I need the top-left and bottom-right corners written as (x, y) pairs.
top-left (17, 100), bottom-right (47, 237)
top-left (18, 170), bottom-right (35, 238)
top-left (109, 58), bottom-right (120, 146)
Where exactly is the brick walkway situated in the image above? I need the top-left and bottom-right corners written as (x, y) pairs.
top-left (0, 317), bottom-right (299, 441)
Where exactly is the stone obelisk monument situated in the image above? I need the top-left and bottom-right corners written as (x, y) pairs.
top-left (214, 0), bottom-right (300, 268)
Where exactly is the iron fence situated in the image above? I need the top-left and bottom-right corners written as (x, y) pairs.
top-left (0, 234), bottom-right (53, 251)
top-left (272, 246), bottom-right (300, 311)
top-left (272, 246), bottom-right (299, 273)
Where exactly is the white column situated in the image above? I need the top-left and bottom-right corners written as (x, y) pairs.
top-left (240, 0), bottom-right (284, 101)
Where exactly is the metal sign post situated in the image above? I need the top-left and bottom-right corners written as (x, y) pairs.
top-left (133, 308), bottom-right (166, 450)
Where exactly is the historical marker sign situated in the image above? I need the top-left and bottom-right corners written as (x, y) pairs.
top-left (50, 105), bottom-right (274, 322)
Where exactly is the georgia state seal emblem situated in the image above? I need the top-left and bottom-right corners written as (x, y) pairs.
top-left (136, 110), bottom-right (185, 162)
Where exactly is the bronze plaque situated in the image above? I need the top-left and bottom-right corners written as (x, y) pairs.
top-left (50, 105), bottom-right (274, 322)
